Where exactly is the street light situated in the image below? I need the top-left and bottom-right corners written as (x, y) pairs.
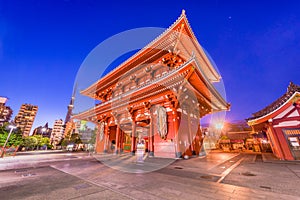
top-left (1, 125), bottom-right (16, 158)
top-left (215, 122), bottom-right (224, 130)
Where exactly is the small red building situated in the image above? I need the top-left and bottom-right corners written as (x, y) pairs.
top-left (247, 82), bottom-right (300, 160)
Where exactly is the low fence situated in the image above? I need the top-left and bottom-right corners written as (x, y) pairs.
top-left (0, 146), bottom-right (19, 157)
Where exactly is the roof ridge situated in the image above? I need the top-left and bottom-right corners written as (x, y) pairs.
top-left (108, 9), bottom-right (188, 72)
top-left (248, 82), bottom-right (300, 120)
top-left (81, 11), bottom-right (187, 95)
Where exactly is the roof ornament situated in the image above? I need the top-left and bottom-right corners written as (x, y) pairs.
top-left (181, 9), bottom-right (186, 16)
top-left (287, 82), bottom-right (300, 93)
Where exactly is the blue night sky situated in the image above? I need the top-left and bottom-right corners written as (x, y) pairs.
top-left (0, 0), bottom-right (300, 132)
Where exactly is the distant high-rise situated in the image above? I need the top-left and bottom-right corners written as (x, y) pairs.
top-left (33, 122), bottom-right (52, 138)
top-left (0, 97), bottom-right (13, 126)
top-left (50, 119), bottom-right (64, 148)
top-left (14, 104), bottom-right (38, 136)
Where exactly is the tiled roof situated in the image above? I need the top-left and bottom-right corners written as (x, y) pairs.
top-left (247, 82), bottom-right (300, 120)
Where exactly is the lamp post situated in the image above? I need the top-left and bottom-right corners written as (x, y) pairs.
top-left (1, 125), bottom-right (16, 158)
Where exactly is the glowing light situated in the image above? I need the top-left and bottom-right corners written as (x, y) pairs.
top-left (215, 122), bottom-right (224, 130)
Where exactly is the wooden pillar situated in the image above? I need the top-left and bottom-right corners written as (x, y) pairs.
top-left (149, 115), bottom-right (154, 157)
top-left (273, 126), bottom-right (294, 160)
top-left (119, 130), bottom-right (124, 153)
top-left (103, 122), bottom-right (109, 153)
top-left (173, 110), bottom-right (181, 158)
top-left (187, 111), bottom-right (195, 155)
top-left (131, 121), bottom-right (136, 155)
top-left (95, 124), bottom-right (100, 153)
top-left (268, 121), bottom-right (285, 160)
top-left (115, 125), bottom-right (120, 154)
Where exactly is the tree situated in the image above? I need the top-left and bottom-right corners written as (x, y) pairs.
top-left (23, 136), bottom-right (38, 150)
top-left (88, 129), bottom-right (97, 145)
top-left (34, 135), bottom-right (43, 149)
top-left (71, 133), bottom-right (82, 144)
top-left (22, 135), bottom-right (52, 150)
top-left (8, 133), bottom-right (23, 146)
top-left (61, 130), bottom-right (72, 147)
top-left (61, 131), bottom-right (82, 146)
top-left (0, 125), bottom-right (7, 135)
top-left (0, 125), bottom-right (23, 147)
top-left (40, 137), bottom-right (51, 149)
top-left (61, 138), bottom-right (69, 147)
top-left (0, 133), bottom-right (8, 146)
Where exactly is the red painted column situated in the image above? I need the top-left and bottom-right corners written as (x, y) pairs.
top-left (115, 125), bottom-right (120, 154)
top-left (131, 121), bottom-right (136, 155)
top-left (275, 127), bottom-right (294, 160)
top-left (119, 130), bottom-right (124, 153)
top-left (187, 111), bottom-right (195, 155)
top-left (104, 122), bottom-right (109, 153)
top-left (173, 109), bottom-right (181, 158)
top-left (149, 115), bottom-right (154, 157)
top-left (95, 124), bottom-right (100, 153)
top-left (268, 122), bottom-right (285, 159)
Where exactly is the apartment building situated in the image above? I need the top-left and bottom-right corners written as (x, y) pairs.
top-left (14, 104), bottom-right (38, 136)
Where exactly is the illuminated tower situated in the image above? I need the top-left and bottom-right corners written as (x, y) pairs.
top-left (65, 88), bottom-right (76, 124)
top-left (64, 86), bottom-right (76, 138)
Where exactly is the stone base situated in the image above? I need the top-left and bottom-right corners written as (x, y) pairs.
top-left (199, 151), bottom-right (206, 157)
top-left (149, 151), bottom-right (154, 157)
top-left (176, 152), bottom-right (182, 158)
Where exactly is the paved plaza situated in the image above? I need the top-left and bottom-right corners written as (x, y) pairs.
top-left (0, 151), bottom-right (299, 199)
